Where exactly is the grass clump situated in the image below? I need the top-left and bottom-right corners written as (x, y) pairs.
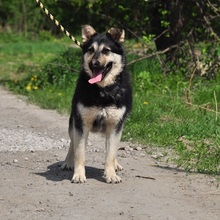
top-left (4, 48), bottom-right (81, 113)
top-left (125, 57), bottom-right (220, 174)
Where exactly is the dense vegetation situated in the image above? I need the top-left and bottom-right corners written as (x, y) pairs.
top-left (0, 0), bottom-right (219, 175)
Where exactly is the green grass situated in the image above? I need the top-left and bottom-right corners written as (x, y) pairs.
top-left (125, 58), bottom-right (220, 174)
top-left (0, 37), bottom-right (219, 175)
top-left (0, 39), bottom-right (69, 81)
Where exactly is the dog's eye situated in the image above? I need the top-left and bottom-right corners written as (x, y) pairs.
top-left (87, 47), bottom-right (94, 54)
top-left (102, 48), bottom-right (111, 55)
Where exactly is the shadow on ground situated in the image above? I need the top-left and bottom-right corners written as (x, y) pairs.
top-left (34, 161), bottom-right (105, 183)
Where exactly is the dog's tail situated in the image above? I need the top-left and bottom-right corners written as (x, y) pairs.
top-left (35, 0), bottom-right (82, 48)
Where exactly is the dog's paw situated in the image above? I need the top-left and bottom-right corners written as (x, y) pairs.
top-left (61, 161), bottom-right (74, 170)
top-left (71, 173), bottom-right (86, 183)
top-left (105, 174), bottom-right (122, 184)
top-left (114, 160), bottom-right (123, 172)
top-left (104, 167), bottom-right (122, 184)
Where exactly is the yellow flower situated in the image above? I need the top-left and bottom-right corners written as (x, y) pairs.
top-left (31, 76), bottom-right (38, 81)
top-left (143, 101), bottom-right (148, 105)
top-left (33, 86), bottom-right (38, 90)
top-left (26, 85), bottom-right (31, 91)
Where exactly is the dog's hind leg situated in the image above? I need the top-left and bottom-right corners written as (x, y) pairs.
top-left (61, 140), bottom-right (74, 170)
top-left (71, 128), bottom-right (89, 183)
top-left (61, 124), bottom-right (75, 170)
top-left (104, 128), bottom-right (123, 183)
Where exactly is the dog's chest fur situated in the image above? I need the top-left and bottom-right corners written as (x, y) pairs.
top-left (70, 71), bottom-right (131, 133)
top-left (77, 103), bottom-right (126, 132)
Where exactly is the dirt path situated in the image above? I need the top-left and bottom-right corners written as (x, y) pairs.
top-left (0, 86), bottom-right (219, 220)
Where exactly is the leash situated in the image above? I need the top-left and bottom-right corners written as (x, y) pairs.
top-left (35, 0), bottom-right (82, 48)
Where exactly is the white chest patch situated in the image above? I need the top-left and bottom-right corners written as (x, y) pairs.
top-left (77, 103), bottom-right (126, 130)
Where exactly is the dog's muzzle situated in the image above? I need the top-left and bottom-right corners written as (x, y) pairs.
top-left (88, 61), bottom-right (113, 84)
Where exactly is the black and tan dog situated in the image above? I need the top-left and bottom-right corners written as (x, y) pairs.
top-left (62, 25), bottom-right (132, 183)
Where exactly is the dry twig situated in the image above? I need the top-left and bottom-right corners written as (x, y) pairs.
top-left (127, 44), bottom-right (179, 66)
top-left (186, 101), bottom-right (220, 115)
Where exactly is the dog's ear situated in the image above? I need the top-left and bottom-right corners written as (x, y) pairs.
top-left (107, 28), bottom-right (125, 44)
top-left (82, 25), bottom-right (97, 43)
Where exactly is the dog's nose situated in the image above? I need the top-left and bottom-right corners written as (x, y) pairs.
top-left (91, 59), bottom-right (100, 69)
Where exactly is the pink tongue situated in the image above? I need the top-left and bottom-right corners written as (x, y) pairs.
top-left (88, 71), bottom-right (103, 84)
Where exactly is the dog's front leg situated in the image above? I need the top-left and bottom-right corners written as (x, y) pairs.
top-left (104, 129), bottom-right (123, 183)
top-left (71, 128), bottom-right (89, 183)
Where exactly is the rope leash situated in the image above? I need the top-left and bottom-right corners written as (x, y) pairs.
top-left (35, 0), bottom-right (82, 48)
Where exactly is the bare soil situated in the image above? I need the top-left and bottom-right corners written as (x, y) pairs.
top-left (0, 86), bottom-right (219, 220)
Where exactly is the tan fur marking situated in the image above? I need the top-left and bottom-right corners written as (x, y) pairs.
top-left (77, 103), bottom-right (126, 128)
top-left (97, 53), bottom-right (124, 87)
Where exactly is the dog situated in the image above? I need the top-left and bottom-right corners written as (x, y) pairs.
top-left (61, 25), bottom-right (132, 183)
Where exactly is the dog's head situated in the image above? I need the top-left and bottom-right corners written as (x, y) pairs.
top-left (81, 25), bottom-right (125, 87)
